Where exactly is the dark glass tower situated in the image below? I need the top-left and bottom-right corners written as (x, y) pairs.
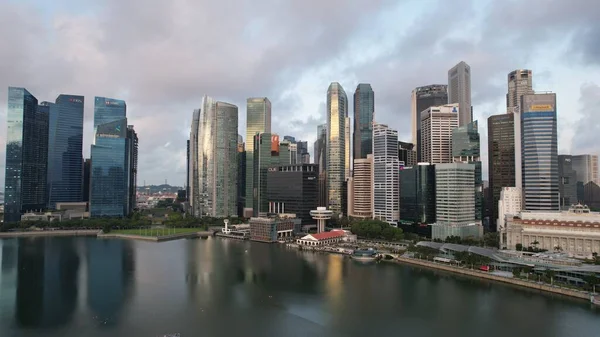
top-left (252, 133), bottom-right (272, 216)
top-left (45, 95), bottom-right (84, 209)
top-left (353, 83), bottom-right (374, 159)
top-left (267, 164), bottom-right (318, 223)
top-left (126, 125), bottom-right (138, 214)
top-left (4, 87), bottom-right (49, 222)
top-left (399, 164), bottom-right (436, 224)
top-left (452, 121), bottom-right (483, 221)
top-left (90, 97), bottom-right (128, 217)
top-left (558, 155), bottom-right (577, 209)
top-left (83, 158), bottom-right (91, 202)
top-left (411, 85), bottom-right (448, 162)
top-left (487, 113), bottom-right (515, 230)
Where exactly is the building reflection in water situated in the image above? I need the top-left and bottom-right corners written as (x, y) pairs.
top-left (14, 237), bottom-right (80, 328)
top-left (86, 239), bottom-right (135, 326)
top-left (325, 254), bottom-right (343, 308)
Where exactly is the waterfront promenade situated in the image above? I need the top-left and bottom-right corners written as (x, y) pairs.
top-left (0, 229), bottom-right (100, 237)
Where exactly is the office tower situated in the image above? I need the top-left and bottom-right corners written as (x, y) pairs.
top-left (245, 97), bottom-right (271, 213)
top-left (507, 69), bottom-right (534, 111)
top-left (435, 163), bottom-right (475, 224)
top-left (411, 85), bottom-right (448, 162)
top-left (399, 163), bottom-right (436, 224)
top-left (4, 88), bottom-right (49, 222)
top-left (90, 97), bottom-right (129, 217)
top-left (44, 95), bottom-right (84, 209)
top-left (314, 124), bottom-right (327, 169)
top-left (326, 82), bottom-right (348, 214)
top-left (487, 113), bottom-right (515, 230)
top-left (497, 187), bottom-right (522, 231)
top-left (126, 125), bottom-right (138, 214)
top-left (275, 139), bottom-right (292, 166)
top-left (186, 139), bottom-right (190, 200)
top-left (296, 140), bottom-right (309, 164)
top-left (188, 96), bottom-right (238, 217)
top-left (237, 137), bottom-right (246, 217)
top-left (253, 133), bottom-right (272, 216)
top-left (521, 93), bottom-right (559, 210)
top-left (301, 153), bottom-right (310, 164)
top-left (452, 121), bottom-right (483, 220)
top-left (420, 103), bottom-right (459, 164)
top-left (398, 141), bottom-right (417, 167)
top-left (283, 136), bottom-right (296, 143)
top-left (267, 164), bottom-right (318, 223)
top-left (345, 116), bottom-right (351, 179)
top-left (83, 158), bottom-right (91, 202)
top-left (558, 155), bottom-right (577, 209)
top-left (373, 123), bottom-right (400, 224)
top-left (572, 154), bottom-right (599, 186)
top-left (353, 83), bottom-right (374, 159)
top-left (448, 61), bottom-right (472, 126)
top-left (348, 155), bottom-right (373, 219)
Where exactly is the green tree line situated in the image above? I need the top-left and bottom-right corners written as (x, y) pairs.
top-left (350, 220), bottom-right (404, 241)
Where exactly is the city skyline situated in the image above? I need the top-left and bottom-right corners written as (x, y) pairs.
top-left (0, 0), bottom-right (599, 188)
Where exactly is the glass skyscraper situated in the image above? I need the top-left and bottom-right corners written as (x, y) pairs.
top-left (90, 97), bottom-right (128, 217)
top-left (45, 95), bottom-right (84, 208)
top-left (4, 87), bottom-right (49, 222)
top-left (399, 164), bottom-right (436, 224)
top-left (245, 97), bottom-right (271, 213)
top-left (521, 93), bottom-right (559, 210)
top-left (487, 113), bottom-right (515, 230)
top-left (326, 82), bottom-right (348, 215)
top-left (411, 85), bottom-right (448, 162)
top-left (353, 83), bottom-right (374, 159)
top-left (252, 133), bottom-right (272, 216)
top-left (452, 121), bottom-right (483, 220)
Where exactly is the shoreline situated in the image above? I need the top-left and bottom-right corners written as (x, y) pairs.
top-left (0, 230), bottom-right (100, 238)
top-left (98, 231), bottom-right (213, 242)
top-left (386, 255), bottom-right (593, 302)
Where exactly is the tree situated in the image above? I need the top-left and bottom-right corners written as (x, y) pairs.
top-left (103, 224), bottom-right (112, 233)
top-left (512, 268), bottom-right (521, 278)
top-left (483, 232), bottom-right (500, 248)
top-left (516, 243), bottom-right (523, 251)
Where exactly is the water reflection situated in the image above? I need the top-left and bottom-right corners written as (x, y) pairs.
top-left (86, 239), bottom-right (135, 326)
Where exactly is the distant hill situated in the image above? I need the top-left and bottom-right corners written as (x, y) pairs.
top-left (137, 184), bottom-right (183, 194)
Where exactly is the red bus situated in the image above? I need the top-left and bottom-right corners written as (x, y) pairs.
top-left (479, 265), bottom-right (490, 272)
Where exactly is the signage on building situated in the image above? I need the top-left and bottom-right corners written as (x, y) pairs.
top-left (529, 104), bottom-right (553, 111)
top-left (69, 98), bottom-right (83, 103)
top-left (271, 135), bottom-right (280, 153)
top-left (268, 167), bottom-right (278, 172)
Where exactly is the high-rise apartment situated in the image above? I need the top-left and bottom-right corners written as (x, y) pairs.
top-left (3, 87), bottom-right (49, 222)
top-left (487, 113), bottom-right (516, 230)
top-left (188, 96), bottom-right (238, 217)
top-left (411, 85), bottom-right (448, 162)
top-left (452, 121), bottom-right (483, 220)
top-left (44, 95), bottom-right (84, 209)
top-left (558, 155), bottom-right (577, 209)
top-left (399, 163), bottom-right (436, 225)
top-left (90, 96), bottom-right (129, 217)
top-left (448, 61), bottom-right (472, 126)
top-left (348, 155), bottom-right (373, 219)
top-left (326, 82), bottom-right (348, 215)
top-left (521, 93), bottom-right (559, 210)
top-left (373, 123), bottom-right (399, 225)
top-left (245, 97), bottom-right (271, 213)
top-left (353, 83), bottom-right (374, 159)
top-left (507, 69), bottom-right (534, 111)
top-left (420, 104), bottom-right (459, 164)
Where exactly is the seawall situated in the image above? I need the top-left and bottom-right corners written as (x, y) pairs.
top-left (98, 231), bottom-right (213, 242)
top-left (391, 256), bottom-right (591, 301)
top-left (0, 230), bottom-right (100, 238)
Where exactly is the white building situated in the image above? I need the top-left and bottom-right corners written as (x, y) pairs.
top-left (420, 104), bottom-right (459, 164)
top-left (348, 155), bottom-right (373, 219)
top-left (296, 231), bottom-right (346, 247)
top-left (501, 204), bottom-right (600, 258)
top-left (448, 61), bottom-right (471, 126)
top-left (373, 123), bottom-right (399, 225)
top-left (497, 187), bottom-right (522, 231)
top-left (435, 163), bottom-right (476, 224)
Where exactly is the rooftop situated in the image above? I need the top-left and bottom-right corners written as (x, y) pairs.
top-left (308, 231), bottom-right (345, 240)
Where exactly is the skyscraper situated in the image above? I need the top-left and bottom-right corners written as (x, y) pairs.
top-left (326, 82), bottom-right (348, 215)
top-left (267, 164), bottom-right (319, 223)
top-left (348, 155), bottom-right (373, 219)
top-left (188, 96), bottom-right (239, 217)
top-left (435, 163), bottom-right (475, 224)
top-left (398, 141), bottom-right (417, 167)
top-left (90, 97), bottom-right (128, 217)
top-left (353, 83), bottom-right (374, 159)
top-left (126, 125), bottom-right (138, 214)
top-left (558, 155), bottom-right (577, 209)
top-left (253, 133), bottom-right (272, 216)
top-left (572, 154), bottom-right (599, 187)
top-left (237, 136), bottom-right (246, 217)
top-left (399, 163), bottom-right (436, 225)
top-left (245, 97), bottom-right (271, 213)
top-left (4, 87), bottom-right (49, 222)
top-left (487, 113), bottom-right (516, 230)
top-left (373, 123), bottom-right (399, 225)
top-left (83, 158), bottom-right (91, 202)
top-left (507, 69), bottom-right (534, 111)
top-left (345, 116), bottom-right (351, 179)
top-left (296, 140), bottom-right (309, 164)
top-left (452, 121), bottom-right (483, 220)
top-left (45, 95), bottom-right (84, 209)
top-left (314, 124), bottom-right (327, 170)
top-left (448, 61), bottom-right (472, 126)
top-left (420, 104), bottom-right (459, 164)
top-left (521, 93), bottom-right (559, 210)
top-left (411, 85), bottom-right (448, 162)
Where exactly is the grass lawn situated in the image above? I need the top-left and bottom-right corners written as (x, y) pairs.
top-left (112, 227), bottom-right (204, 237)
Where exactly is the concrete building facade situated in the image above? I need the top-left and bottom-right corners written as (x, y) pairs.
top-left (373, 124), bottom-right (399, 225)
top-left (448, 61), bottom-right (472, 126)
top-left (410, 85), bottom-right (448, 162)
top-left (348, 155), bottom-right (373, 219)
top-left (420, 104), bottom-right (459, 164)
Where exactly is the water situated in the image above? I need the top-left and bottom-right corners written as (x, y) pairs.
top-left (0, 237), bottom-right (598, 337)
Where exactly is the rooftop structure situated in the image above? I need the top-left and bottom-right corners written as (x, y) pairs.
top-left (310, 207), bottom-right (333, 233)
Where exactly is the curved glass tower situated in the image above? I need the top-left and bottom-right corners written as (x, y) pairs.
top-left (353, 83), bottom-right (374, 159)
top-left (326, 82), bottom-right (348, 215)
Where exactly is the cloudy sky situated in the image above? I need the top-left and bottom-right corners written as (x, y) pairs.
top-left (1, 0), bottom-right (599, 189)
